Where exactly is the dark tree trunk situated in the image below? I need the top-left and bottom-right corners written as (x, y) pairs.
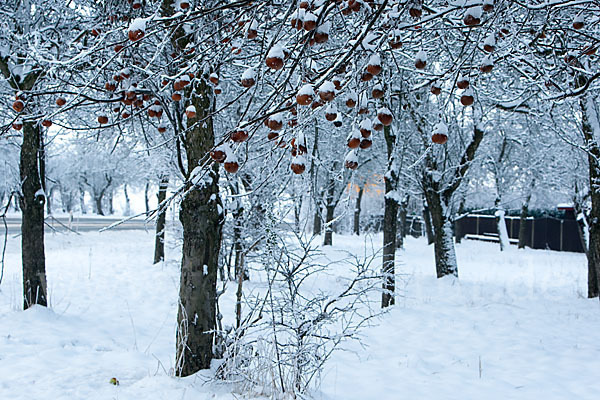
top-left (455, 197), bottom-right (466, 244)
top-left (144, 181), bottom-right (150, 214)
top-left (154, 176), bottom-right (169, 264)
top-left (108, 190), bottom-right (114, 215)
top-left (424, 188), bottom-right (458, 278)
top-left (423, 125), bottom-right (483, 279)
top-left (123, 184), bottom-right (131, 216)
top-left (175, 74), bottom-right (223, 375)
top-left (517, 187), bottom-right (533, 249)
top-left (581, 95), bottom-right (600, 298)
top-left (382, 125), bottom-right (398, 308)
top-left (313, 201), bottom-right (322, 236)
top-left (79, 188), bottom-right (86, 214)
top-left (422, 202), bottom-right (434, 245)
top-left (353, 185), bottom-right (364, 235)
top-left (95, 195), bottom-right (104, 216)
top-left (396, 195), bottom-right (409, 248)
top-left (45, 186), bottom-right (53, 215)
top-left (323, 171), bottom-right (336, 246)
top-left (20, 122), bottom-right (47, 309)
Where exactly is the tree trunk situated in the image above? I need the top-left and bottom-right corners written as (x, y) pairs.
top-left (95, 195), bottom-right (104, 216)
top-left (353, 185), bottom-right (364, 235)
top-left (144, 181), bottom-right (150, 214)
top-left (422, 202), bottom-right (434, 245)
top-left (323, 172), bottom-right (336, 246)
top-left (313, 201), bottom-right (322, 236)
top-left (45, 186), bottom-right (53, 215)
top-left (495, 199), bottom-right (510, 252)
top-left (425, 189), bottom-right (458, 278)
top-left (517, 182), bottom-right (534, 249)
top-left (581, 95), bottom-right (600, 298)
top-left (79, 188), bottom-right (87, 214)
top-left (396, 195), bottom-right (409, 248)
top-left (154, 176), bottom-right (169, 264)
top-left (20, 122), bottom-right (47, 309)
top-left (108, 190), bottom-right (114, 215)
top-left (123, 184), bottom-right (131, 216)
top-left (382, 124), bottom-right (399, 308)
top-left (175, 75), bottom-right (223, 375)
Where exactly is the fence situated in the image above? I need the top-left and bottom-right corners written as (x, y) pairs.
top-left (455, 214), bottom-right (585, 253)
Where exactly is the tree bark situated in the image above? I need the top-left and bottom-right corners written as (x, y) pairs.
top-left (144, 181), bottom-right (150, 214)
top-left (517, 180), bottom-right (534, 249)
top-left (323, 171), bottom-right (336, 246)
top-left (353, 185), bottom-right (364, 235)
top-left (153, 176), bottom-right (169, 264)
top-left (94, 195), bottom-right (104, 216)
top-left (123, 184), bottom-right (131, 216)
top-left (581, 95), bottom-right (600, 298)
top-left (313, 200), bottom-right (322, 236)
top-left (495, 199), bottom-right (510, 252)
top-left (396, 194), bottom-right (409, 248)
top-left (382, 125), bottom-right (399, 308)
top-left (422, 202), bottom-right (434, 245)
top-left (175, 76), bottom-right (223, 375)
top-left (79, 188), bottom-right (86, 214)
top-left (425, 188), bottom-right (458, 278)
top-left (20, 122), bottom-right (47, 309)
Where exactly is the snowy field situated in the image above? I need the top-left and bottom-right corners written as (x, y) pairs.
top-left (0, 229), bottom-right (599, 399)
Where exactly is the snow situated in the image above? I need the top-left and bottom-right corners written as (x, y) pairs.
top-left (299, 83), bottom-right (314, 95)
top-left (345, 149), bottom-right (358, 163)
top-left (267, 44), bottom-right (284, 59)
top-left (316, 21), bottom-right (330, 34)
top-left (434, 121), bottom-right (448, 135)
top-left (416, 49), bottom-right (427, 62)
top-left (484, 33), bottom-right (496, 47)
top-left (1, 229), bottom-right (599, 400)
top-left (241, 67), bottom-right (256, 80)
top-left (319, 81), bottom-right (335, 93)
top-left (128, 18), bottom-right (147, 33)
top-left (466, 6), bottom-right (482, 19)
top-left (368, 53), bottom-right (381, 66)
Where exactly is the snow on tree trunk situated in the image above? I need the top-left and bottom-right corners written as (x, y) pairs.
top-left (20, 121), bottom-right (48, 309)
top-left (153, 176), bottom-right (168, 264)
top-left (581, 94), bottom-right (600, 298)
top-left (353, 185), bottom-right (363, 235)
top-left (422, 201), bottom-right (434, 245)
top-left (175, 73), bottom-right (223, 375)
top-left (495, 208), bottom-right (510, 251)
top-left (323, 172), bottom-right (336, 246)
top-left (426, 188), bottom-right (458, 278)
top-left (382, 125), bottom-right (399, 307)
top-left (123, 184), bottom-right (131, 216)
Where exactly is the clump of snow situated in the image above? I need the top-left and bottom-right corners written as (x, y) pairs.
top-left (345, 149), bottom-right (358, 163)
top-left (299, 83), bottom-right (314, 95)
top-left (241, 67), bottom-right (255, 80)
top-left (434, 121), bottom-right (448, 135)
top-left (415, 50), bottom-right (427, 62)
top-left (267, 44), bottom-right (284, 59)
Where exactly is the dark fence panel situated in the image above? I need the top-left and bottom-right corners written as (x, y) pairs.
top-left (455, 215), bottom-right (585, 253)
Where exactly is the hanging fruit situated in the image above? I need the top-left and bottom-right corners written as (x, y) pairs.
top-left (246, 20), bottom-right (258, 39)
top-left (318, 81), bottom-right (335, 102)
top-left (185, 105), bottom-right (197, 118)
top-left (377, 108), bottom-right (393, 126)
top-left (345, 91), bottom-right (357, 108)
top-left (366, 54), bottom-right (382, 76)
top-left (463, 7), bottom-right (482, 26)
top-left (415, 50), bottom-right (427, 70)
top-left (325, 103), bottom-right (338, 121)
top-left (266, 44), bottom-right (285, 70)
top-left (359, 138), bottom-right (372, 149)
top-left (482, 0), bottom-right (494, 12)
top-left (344, 150), bottom-right (359, 170)
top-left (460, 88), bottom-right (474, 106)
top-left (304, 12), bottom-right (317, 31)
top-left (128, 18), bottom-right (146, 42)
top-left (359, 119), bottom-right (373, 138)
top-left (212, 143), bottom-right (229, 164)
top-left (457, 75), bottom-right (469, 89)
top-left (372, 84), bottom-right (384, 99)
top-left (430, 84), bottom-right (441, 95)
top-left (231, 126), bottom-right (249, 142)
top-left (431, 122), bottom-right (448, 144)
top-left (314, 21), bottom-right (330, 43)
top-left (56, 97), bottom-right (66, 107)
top-left (483, 34), bottom-right (496, 53)
top-left (41, 119), bottom-right (52, 127)
top-left (573, 14), bottom-right (584, 30)
top-left (290, 155), bottom-right (306, 174)
top-left (480, 56), bottom-right (494, 73)
top-left (347, 130), bottom-right (361, 149)
top-left (267, 113), bottom-right (284, 130)
top-left (97, 115), bottom-right (109, 124)
top-left (12, 119), bottom-right (23, 130)
top-left (241, 67), bottom-right (256, 88)
top-left (297, 84), bottom-right (314, 105)
top-left (13, 99), bottom-right (25, 112)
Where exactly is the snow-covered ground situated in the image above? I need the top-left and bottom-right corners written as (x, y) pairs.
top-left (0, 230), bottom-right (598, 399)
